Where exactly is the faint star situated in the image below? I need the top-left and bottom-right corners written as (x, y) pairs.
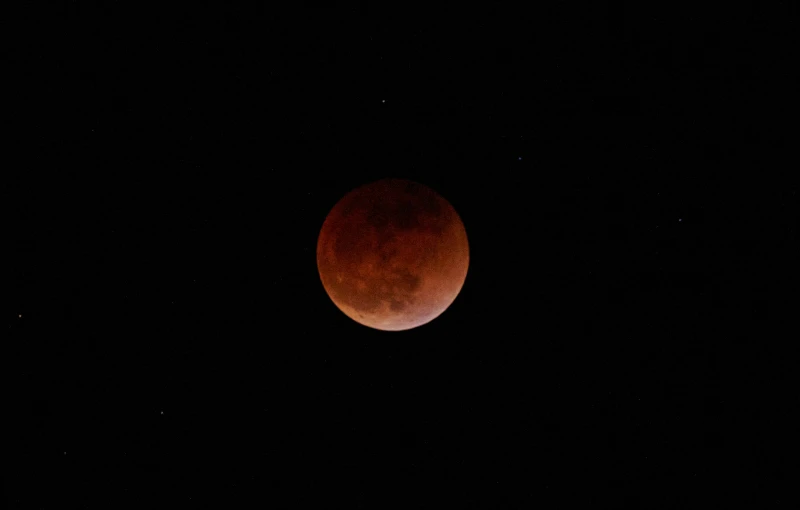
top-left (518, 157), bottom-right (522, 160)
top-left (381, 99), bottom-right (386, 103)
top-left (678, 218), bottom-right (682, 222)
top-left (160, 411), bottom-right (164, 415)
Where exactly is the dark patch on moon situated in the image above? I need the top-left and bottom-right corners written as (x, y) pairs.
top-left (333, 229), bottom-right (358, 256)
top-left (392, 270), bottom-right (421, 293)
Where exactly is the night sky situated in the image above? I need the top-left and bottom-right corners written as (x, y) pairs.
top-left (7, 4), bottom-right (796, 508)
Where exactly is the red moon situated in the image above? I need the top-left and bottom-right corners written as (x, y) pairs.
top-left (317, 178), bottom-right (469, 331)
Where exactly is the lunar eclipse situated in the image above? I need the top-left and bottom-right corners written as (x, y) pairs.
top-left (317, 178), bottom-right (469, 331)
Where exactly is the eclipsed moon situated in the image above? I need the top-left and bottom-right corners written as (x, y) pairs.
top-left (316, 178), bottom-right (469, 331)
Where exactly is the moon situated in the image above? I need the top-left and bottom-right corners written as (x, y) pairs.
top-left (317, 178), bottom-right (469, 331)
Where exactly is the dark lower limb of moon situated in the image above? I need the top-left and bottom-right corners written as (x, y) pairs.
top-left (316, 178), bottom-right (469, 331)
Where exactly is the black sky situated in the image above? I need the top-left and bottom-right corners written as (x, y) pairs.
top-left (6, 4), bottom-right (796, 508)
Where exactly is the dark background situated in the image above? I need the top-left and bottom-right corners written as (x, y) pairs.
top-left (6, 3), bottom-right (796, 508)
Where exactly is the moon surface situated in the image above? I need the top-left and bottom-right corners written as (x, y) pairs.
top-left (317, 178), bottom-right (469, 331)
